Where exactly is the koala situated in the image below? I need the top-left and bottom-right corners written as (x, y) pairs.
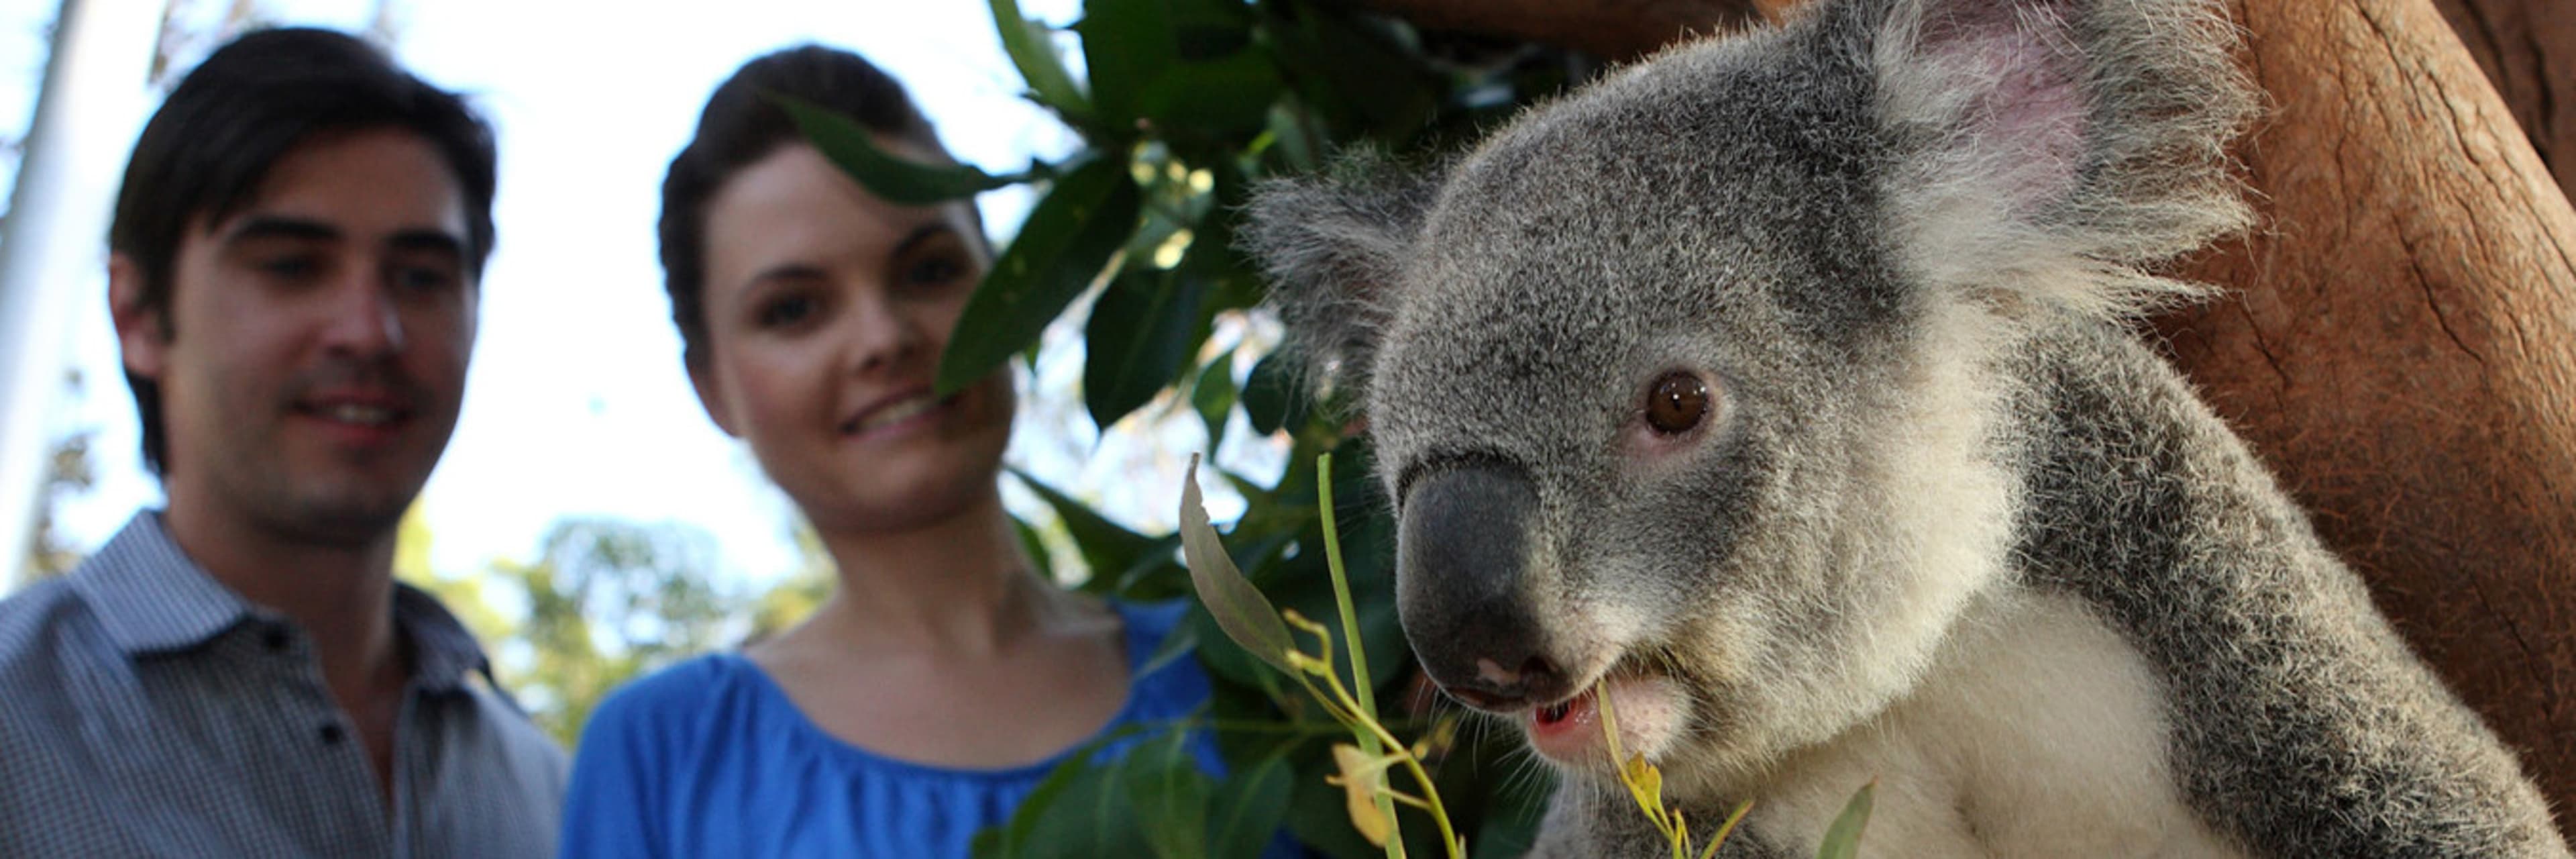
top-left (1243, 0), bottom-right (2571, 856)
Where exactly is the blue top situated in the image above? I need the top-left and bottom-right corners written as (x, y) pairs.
top-left (559, 599), bottom-right (1232, 858)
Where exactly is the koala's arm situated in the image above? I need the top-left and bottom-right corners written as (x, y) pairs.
top-left (2015, 327), bottom-right (2571, 857)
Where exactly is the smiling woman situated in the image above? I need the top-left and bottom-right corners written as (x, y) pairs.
top-left (553, 44), bottom-right (1297, 858)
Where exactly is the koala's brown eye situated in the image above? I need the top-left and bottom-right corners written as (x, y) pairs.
top-left (1645, 372), bottom-right (1710, 435)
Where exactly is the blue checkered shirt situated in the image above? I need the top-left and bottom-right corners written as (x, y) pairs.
top-left (0, 511), bottom-right (567, 858)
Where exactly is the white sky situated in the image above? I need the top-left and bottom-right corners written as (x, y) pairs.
top-left (2, 0), bottom-right (1276, 591)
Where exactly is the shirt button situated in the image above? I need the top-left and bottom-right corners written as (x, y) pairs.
top-left (262, 627), bottom-right (290, 652)
top-left (319, 723), bottom-right (346, 745)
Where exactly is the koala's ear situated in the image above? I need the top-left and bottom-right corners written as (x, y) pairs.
top-left (1241, 151), bottom-right (1440, 402)
top-left (1852, 0), bottom-right (2258, 318)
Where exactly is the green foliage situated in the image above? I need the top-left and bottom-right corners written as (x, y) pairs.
top-left (396, 509), bottom-right (832, 747)
top-left (790, 0), bottom-right (1595, 855)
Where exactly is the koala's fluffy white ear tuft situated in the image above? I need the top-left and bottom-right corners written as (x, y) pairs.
top-left (1859, 0), bottom-right (2257, 319)
top-left (1241, 150), bottom-right (1440, 403)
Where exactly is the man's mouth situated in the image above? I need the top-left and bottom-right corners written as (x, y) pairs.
top-left (311, 403), bottom-right (400, 425)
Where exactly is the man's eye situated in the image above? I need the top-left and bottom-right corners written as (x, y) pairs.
top-left (258, 256), bottom-right (322, 281)
top-left (759, 295), bottom-right (817, 328)
top-left (391, 265), bottom-right (459, 293)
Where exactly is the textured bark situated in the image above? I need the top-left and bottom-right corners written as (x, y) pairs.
top-left (2161, 0), bottom-right (2576, 815)
top-left (1348, 0), bottom-right (2576, 822)
top-left (2434, 0), bottom-right (2576, 202)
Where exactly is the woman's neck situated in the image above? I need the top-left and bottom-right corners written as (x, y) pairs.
top-left (794, 491), bottom-right (1091, 659)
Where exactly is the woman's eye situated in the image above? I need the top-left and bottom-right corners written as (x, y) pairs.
top-left (758, 295), bottom-right (816, 329)
top-left (903, 254), bottom-right (966, 289)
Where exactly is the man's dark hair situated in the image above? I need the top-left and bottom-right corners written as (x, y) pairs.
top-left (109, 27), bottom-right (497, 475)
top-left (659, 44), bottom-right (959, 370)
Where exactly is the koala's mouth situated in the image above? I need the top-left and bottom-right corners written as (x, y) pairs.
top-left (1521, 668), bottom-right (1688, 768)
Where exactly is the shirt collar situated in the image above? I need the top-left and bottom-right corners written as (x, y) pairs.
top-left (68, 511), bottom-right (254, 654)
top-left (68, 511), bottom-right (496, 691)
top-left (394, 585), bottom-right (492, 694)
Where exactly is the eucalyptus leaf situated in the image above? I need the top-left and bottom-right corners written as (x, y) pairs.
top-left (1814, 780), bottom-right (1875, 859)
top-left (1084, 268), bottom-right (1208, 430)
top-left (1241, 350), bottom-right (1298, 436)
top-left (1126, 730), bottom-right (1218, 859)
top-left (1009, 466), bottom-right (1157, 585)
top-left (1205, 752), bottom-right (1295, 859)
top-left (936, 157), bottom-right (1140, 397)
top-left (772, 93), bottom-right (1040, 205)
top-left (987, 0), bottom-right (1091, 121)
top-left (1180, 454), bottom-right (1297, 676)
top-left (1191, 352), bottom-right (1238, 450)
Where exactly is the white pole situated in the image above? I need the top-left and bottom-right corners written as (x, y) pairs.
top-left (0, 0), bottom-right (162, 589)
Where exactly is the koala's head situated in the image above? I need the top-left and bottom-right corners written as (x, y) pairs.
top-left (1246, 0), bottom-right (2253, 798)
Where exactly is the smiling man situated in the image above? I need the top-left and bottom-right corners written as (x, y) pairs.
top-left (0, 28), bottom-right (564, 857)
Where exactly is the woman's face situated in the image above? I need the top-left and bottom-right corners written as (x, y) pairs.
top-left (690, 141), bottom-right (1014, 533)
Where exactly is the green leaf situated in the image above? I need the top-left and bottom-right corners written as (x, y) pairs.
top-left (1205, 752), bottom-right (1295, 859)
top-left (1010, 467), bottom-right (1158, 585)
top-left (1191, 352), bottom-right (1238, 450)
top-left (1022, 753), bottom-right (1157, 858)
top-left (1240, 350), bottom-right (1301, 436)
top-left (977, 730), bottom-right (1134, 858)
top-left (987, 0), bottom-right (1091, 121)
top-left (1126, 730), bottom-right (1218, 859)
top-left (1010, 513), bottom-right (1056, 582)
top-left (1083, 267), bottom-right (1208, 430)
top-left (1137, 48), bottom-right (1284, 141)
top-left (936, 157), bottom-right (1141, 397)
top-left (1814, 780), bottom-right (1875, 859)
top-left (1179, 454), bottom-right (1297, 676)
top-left (771, 93), bottom-right (1041, 205)
top-left (1077, 0), bottom-right (1268, 136)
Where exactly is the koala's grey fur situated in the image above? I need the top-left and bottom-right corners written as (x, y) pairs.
top-left (1244, 0), bottom-right (2571, 855)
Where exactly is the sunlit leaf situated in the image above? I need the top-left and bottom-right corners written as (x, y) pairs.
top-left (987, 0), bottom-right (1090, 121)
top-left (1814, 780), bottom-right (1875, 859)
top-left (773, 93), bottom-right (1041, 205)
top-left (1701, 799), bottom-right (1755, 859)
top-left (935, 157), bottom-right (1140, 397)
top-left (1330, 744), bottom-right (1395, 848)
top-left (1179, 454), bottom-right (1297, 676)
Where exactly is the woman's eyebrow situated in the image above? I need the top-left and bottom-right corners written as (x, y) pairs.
top-left (891, 222), bottom-right (952, 256)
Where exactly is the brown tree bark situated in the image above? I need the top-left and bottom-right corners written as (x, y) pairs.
top-left (2161, 0), bottom-right (2576, 815)
top-left (1340, 0), bottom-right (2576, 823)
top-left (2434, 0), bottom-right (2576, 203)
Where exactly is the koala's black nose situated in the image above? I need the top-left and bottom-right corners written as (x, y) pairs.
top-left (1397, 462), bottom-right (1570, 711)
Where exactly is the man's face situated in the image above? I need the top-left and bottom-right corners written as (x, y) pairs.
top-left (114, 128), bottom-right (478, 546)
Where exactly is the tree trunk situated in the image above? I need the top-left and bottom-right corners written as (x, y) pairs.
top-left (2434, 0), bottom-right (2576, 203)
top-left (2160, 0), bottom-right (2576, 815)
top-left (1339, 0), bottom-right (2576, 823)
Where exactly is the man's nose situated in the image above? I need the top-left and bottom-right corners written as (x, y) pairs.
top-left (319, 274), bottom-right (404, 356)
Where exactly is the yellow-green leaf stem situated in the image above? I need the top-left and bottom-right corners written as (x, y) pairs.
top-left (1318, 452), bottom-right (1407, 859)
